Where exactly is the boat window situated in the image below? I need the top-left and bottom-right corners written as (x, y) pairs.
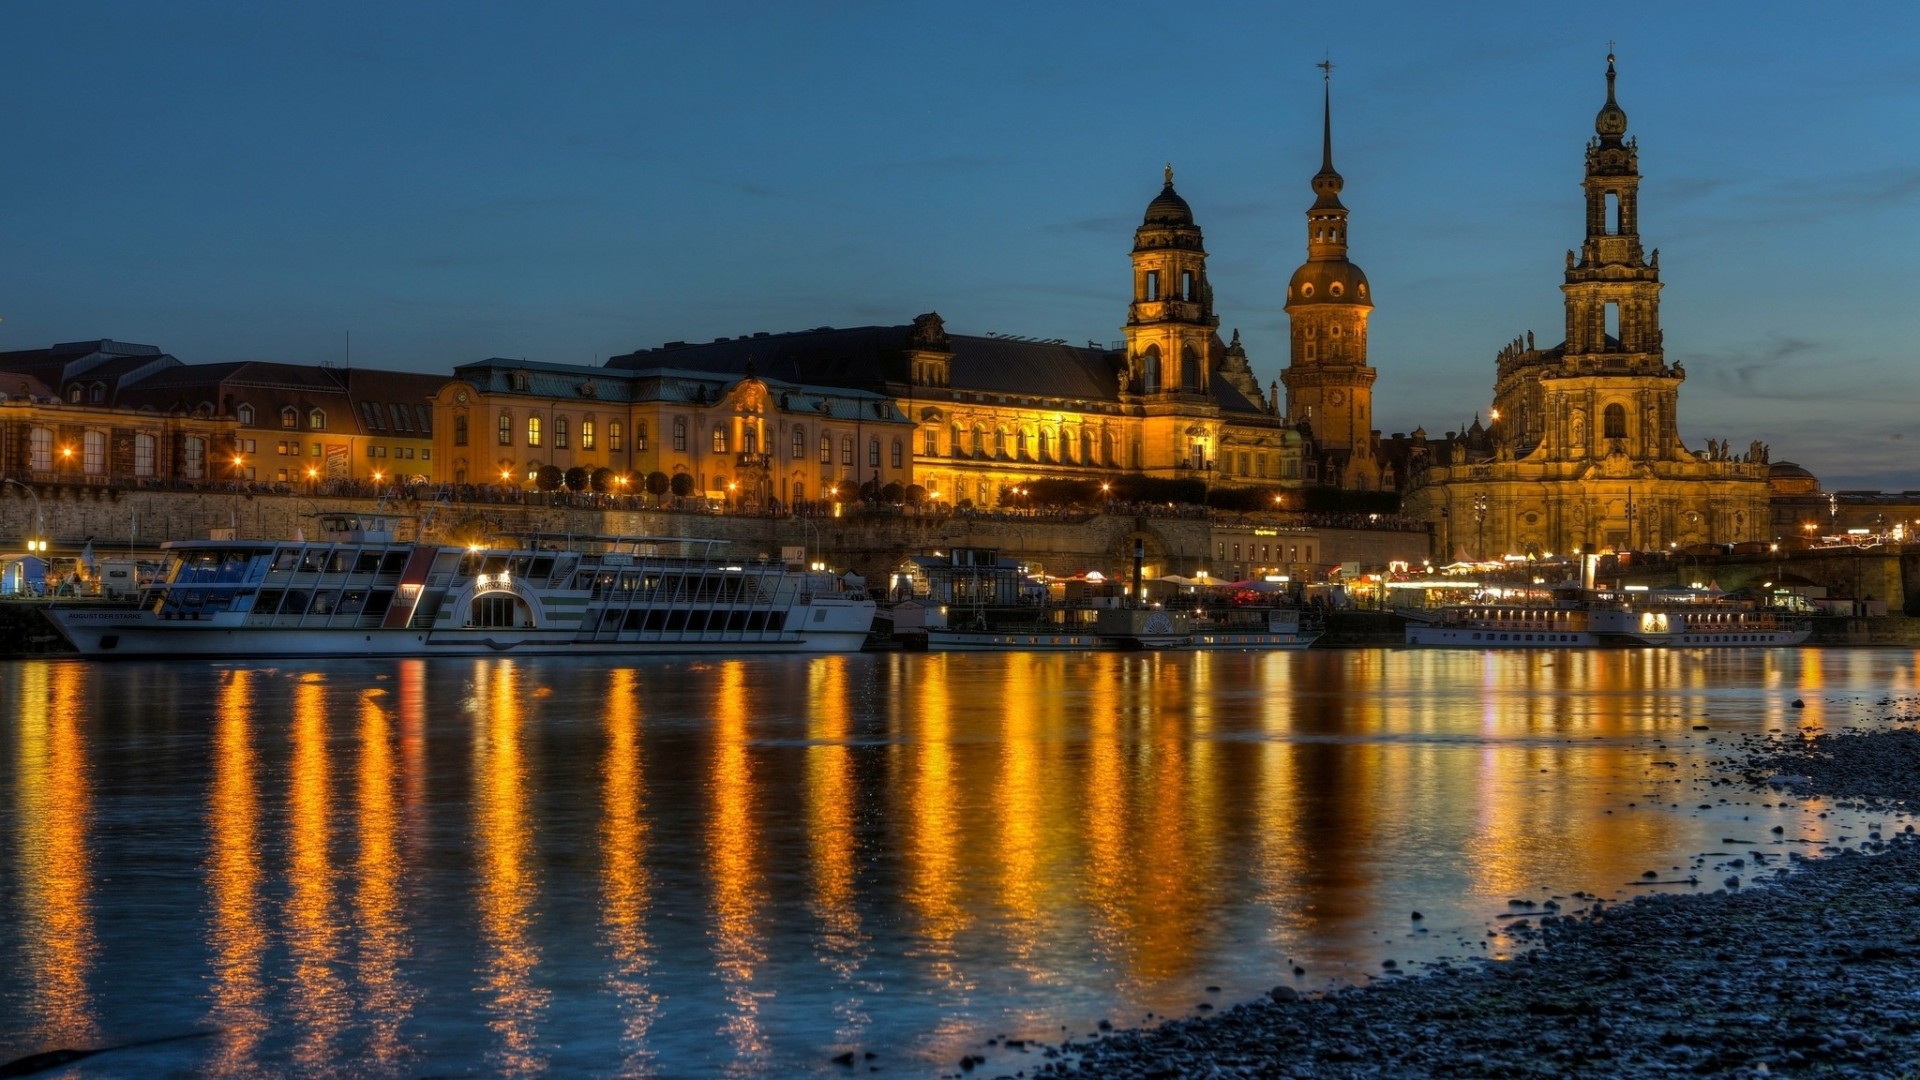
top-left (471, 595), bottom-right (519, 628)
top-left (480, 555), bottom-right (509, 575)
top-left (354, 552), bottom-right (382, 575)
top-left (364, 591), bottom-right (393, 618)
top-left (380, 552), bottom-right (409, 575)
top-left (766, 612), bottom-right (785, 632)
top-left (527, 557), bottom-right (554, 581)
top-left (281, 591), bottom-right (310, 614)
top-left (664, 611), bottom-right (689, 632)
top-left (255, 590), bottom-right (283, 614)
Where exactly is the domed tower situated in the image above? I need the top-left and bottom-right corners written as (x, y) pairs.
top-left (1281, 65), bottom-right (1377, 487)
top-left (1123, 164), bottom-right (1218, 398)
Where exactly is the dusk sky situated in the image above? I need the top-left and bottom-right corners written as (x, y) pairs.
top-left (5, 3), bottom-right (1916, 489)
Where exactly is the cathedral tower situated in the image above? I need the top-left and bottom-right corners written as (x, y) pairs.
top-left (1123, 165), bottom-right (1219, 399)
top-left (1281, 66), bottom-right (1378, 487)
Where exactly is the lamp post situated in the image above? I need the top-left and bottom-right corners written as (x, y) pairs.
top-left (5, 478), bottom-right (47, 554)
top-left (1472, 492), bottom-right (1488, 561)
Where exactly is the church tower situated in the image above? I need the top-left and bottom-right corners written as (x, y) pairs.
top-left (1123, 165), bottom-right (1219, 400)
top-left (1281, 65), bottom-right (1378, 488)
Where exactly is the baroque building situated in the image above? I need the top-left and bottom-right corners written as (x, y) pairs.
top-left (1401, 53), bottom-right (1772, 559)
top-left (1281, 73), bottom-right (1382, 490)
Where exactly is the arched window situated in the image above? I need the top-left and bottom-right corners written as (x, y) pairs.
top-left (792, 426), bottom-right (806, 459)
top-left (1143, 270), bottom-right (1160, 301)
top-left (892, 438), bottom-right (903, 468)
top-left (672, 418), bottom-right (687, 452)
top-left (308, 409), bottom-right (326, 431)
top-left (1181, 269), bottom-right (1195, 301)
top-left (581, 420), bottom-right (595, 450)
top-left (868, 438), bottom-right (880, 467)
top-left (182, 437), bottom-right (207, 480)
top-left (841, 436), bottom-right (853, 465)
top-left (820, 435), bottom-right (831, 463)
top-left (1181, 345), bottom-right (1201, 390)
top-left (995, 429), bottom-right (1008, 458)
top-left (83, 430), bottom-right (106, 475)
top-left (133, 433), bottom-right (156, 477)
top-left (1015, 430), bottom-right (1027, 458)
top-left (1603, 403), bottom-right (1627, 439)
top-left (29, 427), bottom-right (52, 471)
top-left (970, 426), bottom-right (985, 457)
top-left (712, 426), bottom-right (728, 453)
top-left (68, 385), bottom-right (83, 404)
top-left (1141, 346), bottom-right (1162, 394)
top-left (526, 416), bottom-right (542, 447)
top-left (498, 413), bottom-right (512, 445)
top-left (742, 428), bottom-right (757, 455)
top-left (554, 416), bottom-right (569, 449)
top-left (454, 415), bottom-right (469, 446)
top-left (1080, 430), bottom-right (1092, 464)
top-left (616, 421), bottom-right (630, 451)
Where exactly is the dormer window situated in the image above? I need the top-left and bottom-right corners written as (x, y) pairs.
top-left (68, 385), bottom-right (82, 404)
top-left (237, 404), bottom-right (255, 425)
top-left (282, 407), bottom-right (299, 429)
top-left (89, 383), bottom-right (106, 404)
top-left (308, 408), bottom-right (326, 431)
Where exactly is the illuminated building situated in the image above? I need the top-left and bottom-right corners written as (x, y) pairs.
top-left (1401, 53), bottom-right (1773, 558)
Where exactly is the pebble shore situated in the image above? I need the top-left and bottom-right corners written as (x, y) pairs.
top-left (1007, 724), bottom-right (1920, 1079)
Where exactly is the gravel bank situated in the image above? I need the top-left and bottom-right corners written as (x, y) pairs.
top-left (1015, 724), bottom-right (1920, 1079)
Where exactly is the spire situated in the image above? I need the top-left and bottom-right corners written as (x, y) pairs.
top-left (1594, 46), bottom-right (1629, 143)
top-left (1312, 57), bottom-right (1344, 206)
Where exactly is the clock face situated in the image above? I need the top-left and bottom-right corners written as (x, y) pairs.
top-left (1328, 389), bottom-right (1346, 406)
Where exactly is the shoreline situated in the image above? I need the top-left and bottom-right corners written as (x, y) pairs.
top-left (1019, 724), bottom-right (1920, 1079)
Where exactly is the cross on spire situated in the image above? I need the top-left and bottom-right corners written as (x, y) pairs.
top-left (1317, 55), bottom-right (1334, 83)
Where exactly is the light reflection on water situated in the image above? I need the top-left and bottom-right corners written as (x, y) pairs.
top-left (2, 647), bottom-right (1917, 1077)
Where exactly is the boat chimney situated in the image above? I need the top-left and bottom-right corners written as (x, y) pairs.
top-left (1132, 538), bottom-right (1145, 607)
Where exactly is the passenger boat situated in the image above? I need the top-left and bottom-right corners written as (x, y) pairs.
top-left (1189, 605), bottom-right (1322, 650)
top-left (924, 605), bottom-right (1192, 651)
top-left (44, 517), bottom-right (876, 658)
top-left (1404, 589), bottom-right (1810, 648)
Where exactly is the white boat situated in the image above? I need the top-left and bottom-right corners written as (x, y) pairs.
top-left (1404, 592), bottom-right (1810, 648)
top-left (45, 519), bottom-right (875, 658)
top-left (1188, 606), bottom-right (1322, 650)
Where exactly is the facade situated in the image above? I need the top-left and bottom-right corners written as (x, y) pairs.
top-left (1281, 77), bottom-right (1382, 490)
top-left (0, 340), bottom-right (238, 487)
top-left (433, 358), bottom-right (912, 508)
top-left (125, 361), bottom-right (443, 489)
top-left (1401, 54), bottom-right (1772, 559)
top-left (602, 174), bottom-right (1302, 511)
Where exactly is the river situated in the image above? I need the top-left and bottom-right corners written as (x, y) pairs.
top-left (4, 647), bottom-right (1916, 1077)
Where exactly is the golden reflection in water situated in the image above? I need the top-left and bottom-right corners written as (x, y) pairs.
top-left (992, 655), bottom-right (1067, 990)
top-left (287, 673), bottom-right (348, 1068)
top-left (707, 660), bottom-right (770, 1073)
top-left (1453, 651), bottom-right (1698, 901)
top-left (1080, 655), bottom-right (1134, 982)
top-left (805, 657), bottom-right (871, 1047)
top-left (355, 686), bottom-right (413, 1064)
top-left (472, 659), bottom-right (549, 1075)
top-left (599, 666), bottom-right (660, 1074)
top-left (899, 654), bottom-right (971, 1028)
top-left (205, 670), bottom-right (266, 1072)
top-left (1131, 656), bottom-right (1208, 980)
top-left (11, 662), bottom-right (99, 1048)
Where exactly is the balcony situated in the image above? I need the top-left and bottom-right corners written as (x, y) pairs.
top-left (735, 452), bottom-right (772, 470)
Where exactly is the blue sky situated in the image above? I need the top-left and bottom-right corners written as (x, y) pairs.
top-left (5, 2), bottom-right (1917, 489)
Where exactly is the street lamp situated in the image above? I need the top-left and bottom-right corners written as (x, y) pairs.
top-left (4, 478), bottom-right (46, 554)
top-left (1472, 493), bottom-right (1488, 561)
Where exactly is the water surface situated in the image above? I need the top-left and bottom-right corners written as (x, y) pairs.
top-left (4, 648), bottom-right (1915, 1076)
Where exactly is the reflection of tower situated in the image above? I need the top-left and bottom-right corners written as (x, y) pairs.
top-left (1123, 165), bottom-right (1218, 399)
top-left (1282, 62), bottom-right (1377, 488)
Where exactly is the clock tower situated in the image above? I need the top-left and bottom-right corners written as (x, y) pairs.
top-left (1281, 64), bottom-right (1379, 488)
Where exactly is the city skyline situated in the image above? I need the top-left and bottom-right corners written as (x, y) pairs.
top-left (5, 3), bottom-right (1916, 489)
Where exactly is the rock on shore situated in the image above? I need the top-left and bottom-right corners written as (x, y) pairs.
top-left (1030, 725), bottom-right (1920, 1079)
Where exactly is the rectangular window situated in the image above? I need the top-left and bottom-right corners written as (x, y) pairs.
top-left (454, 415), bottom-right (468, 447)
top-left (891, 440), bottom-right (903, 468)
top-left (820, 436), bottom-right (831, 464)
top-left (134, 434), bottom-right (156, 477)
top-left (923, 429), bottom-right (936, 456)
top-left (868, 439), bottom-right (880, 468)
top-left (83, 431), bottom-right (106, 474)
top-left (712, 427), bottom-right (727, 453)
top-left (793, 428), bottom-right (806, 459)
top-left (672, 419), bottom-right (686, 452)
top-left (499, 414), bottom-right (512, 446)
top-left (841, 436), bottom-right (853, 465)
top-left (555, 417), bottom-right (569, 449)
top-left (581, 420), bottom-right (595, 450)
top-left (615, 421), bottom-right (628, 451)
top-left (527, 416), bottom-right (542, 447)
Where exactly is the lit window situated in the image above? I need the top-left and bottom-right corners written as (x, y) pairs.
top-left (308, 409), bottom-right (325, 431)
top-left (527, 416), bottom-right (542, 447)
top-left (498, 413), bottom-right (513, 445)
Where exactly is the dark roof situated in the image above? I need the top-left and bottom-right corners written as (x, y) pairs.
top-left (608, 322), bottom-right (1266, 414)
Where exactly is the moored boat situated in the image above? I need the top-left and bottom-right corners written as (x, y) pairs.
top-left (1404, 589), bottom-right (1810, 648)
top-left (1188, 605), bottom-right (1322, 650)
top-left (44, 517), bottom-right (875, 658)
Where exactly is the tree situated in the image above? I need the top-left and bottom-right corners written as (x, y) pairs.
top-left (535, 465), bottom-right (564, 492)
top-left (904, 483), bottom-right (928, 506)
top-left (669, 472), bottom-right (696, 499)
top-left (564, 466), bottom-right (589, 492)
top-left (646, 471), bottom-right (670, 502)
top-left (881, 481), bottom-right (904, 504)
top-left (590, 467), bottom-right (615, 493)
